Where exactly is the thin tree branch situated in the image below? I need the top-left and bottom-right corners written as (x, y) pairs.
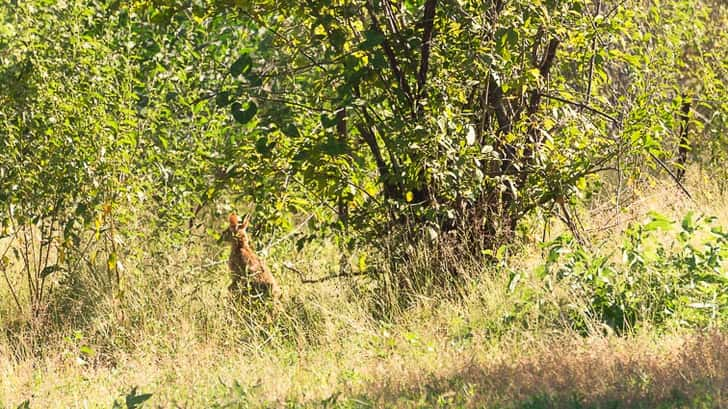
top-left (353, 85), bottom-right (400, 199)
top-left (524, 38), bottom-right (559, 121)
top-left (356, 122), bottom-right (395, 198)
top-left (417, 0), bottom-right (438, 100)
top-left (255, 96), bottom-right (334, 113)
top-left (539, 92), bottom-right (618, 123)
top-left (263, 213), bottom-right (315, 253)
top-left (585, 0), bottom-right (601, 106)
top-left (675, 95), bottom-right (691, 181)
top-left (383, 0), bottom-right (401, 35)
top-left (538, 38), bottom-right (559, 79)
top-left (486, 75), bottom-right (511, 134)
top-left (365, 1), bottom-right (413, 105)
top-left (0, 235), bottom-right (23, 314)
top-left (648, 151), bottom-right (693, 200)
top-left (284, 262), bottom-right (368, 284)
top-left (239, 9), bottom-right (322, 70)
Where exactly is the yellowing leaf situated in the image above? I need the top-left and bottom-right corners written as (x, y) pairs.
top-left (527, 68), bottom-right (541, 80)
top-left (357, 253), bottom-right (367, 271)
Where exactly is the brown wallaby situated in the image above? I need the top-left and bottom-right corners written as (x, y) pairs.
top-left (223, 213), bottom-right (281, 300)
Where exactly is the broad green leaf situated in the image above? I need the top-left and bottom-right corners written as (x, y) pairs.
top-left (681, 211), bottom-right (696, 232)
top-left (215, 91), bottom-right (231, 107)
top-left (125, 387), bottom-right (152, 409)
top-left (644, 212), bottom-right (673, 231)
top-left (231, 101), bottom-right (258, 124)
top-left (320, 113), bottom-right (338, 128)
top-left (40, 265), bottom-right (63, 278)
top-left (358, 30), bottom-right (385, 50)
top-left (230, 53), bottom-right (252, 77)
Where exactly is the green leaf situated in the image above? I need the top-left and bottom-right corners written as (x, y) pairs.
top-left (40, 264), bottom-right (63, 278)
top-left (496, 28), bottom-right (518, 50)
top-left (79, 345), bottom-right (95, 356)
top-left (125, 387), bottom-right (152, 409)
top-left (255, 137), bottom-right (272, 156)
top-left (320, 113), bottom-right (338, 128)
top-left (215, 91), bottom-right (231, 107)
top-left (231, 101), bottom-right (258, 124)
top-left (359, 30), bottom-right (385, 50)
top-left (329, 28), bottom-right (346, 51)
top-left (230, 53), bottom-right (252, 77)
top-left (644, 212), bottom-right (673, 231)
top-left (245, 72), bottom-right (262, 87)
top-left (281, 123), bottom-right (300, 138)
top-left (322, 137), bottom-right (345, 156)
top-left (681, 211), bottom-right (696, 232)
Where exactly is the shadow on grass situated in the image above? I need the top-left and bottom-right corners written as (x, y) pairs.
top-left (257, 331), bottom-right (725, 409)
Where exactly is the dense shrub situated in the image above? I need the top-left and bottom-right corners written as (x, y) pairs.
top-left (539, 212), bottom-right (727, 333)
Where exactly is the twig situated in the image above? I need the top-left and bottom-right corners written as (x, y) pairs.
top-left (604, 0), bottom-right (630, 19)
top-left (675, 95), bottom-right (691, 182)
top-left (648, 151), bottom-right (693, 200)
top-left (255, 96), bottom-right (334, 113)
top-left (239, 10), bottom-right (322, 70)
top-left (383, 0), bottom-right (401, 35)
top-left (0, 237), bottom-right (23, 314)
top-left (365, 1), bottom-right (414, 106)
top-left (263, 213), bottom-right (315, 253)
top-left (585, 0), bottom-right (601, 107)
top-left (283, 262), bottom-right (369, 284)
top-left (539, 92), bottom-right (618, 123)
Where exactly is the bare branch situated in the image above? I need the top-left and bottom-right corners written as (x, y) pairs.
top-left (539, 92), bottom-right (618, 123)
top-left (284, 262), bottom-right (369, 284)
top-left (585, 0), bottom-right (601, 106)
top-left (383, 0), bottom-right (400, 35)
top-left (649, 151), bottom-right (693, 200)
top-left (365, 1), bottom-right (413, 105)
top-left (675, 96), bottom-right (691, 181)
top-left (417, 0), bottom-right (438, 100)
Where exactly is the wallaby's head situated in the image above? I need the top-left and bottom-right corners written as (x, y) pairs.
top-left (220, 213), bottom-right (251, 247)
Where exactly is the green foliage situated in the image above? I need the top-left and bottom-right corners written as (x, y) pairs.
top-left (0, 1), bottom-right (139, 315)
top-left (0, 0), bottom-right (726, 327)
top-left (112, 387), bottom-right (153, 409)
top-left (539, 212), bottom-right (727, 333)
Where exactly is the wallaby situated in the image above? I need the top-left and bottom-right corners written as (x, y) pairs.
top-left (223, 213), bottom-right (281, 300)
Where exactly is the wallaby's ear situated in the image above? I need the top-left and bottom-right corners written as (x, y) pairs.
top-left (229, 213), bottom-right (239, 230)
top-left (240, 214), bottom-right (250, 230)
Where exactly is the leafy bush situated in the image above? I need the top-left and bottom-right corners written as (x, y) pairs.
top-left (1, 0), bottom-right (727, 328)
top-left (539, 212), bottom-right (727, 333)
